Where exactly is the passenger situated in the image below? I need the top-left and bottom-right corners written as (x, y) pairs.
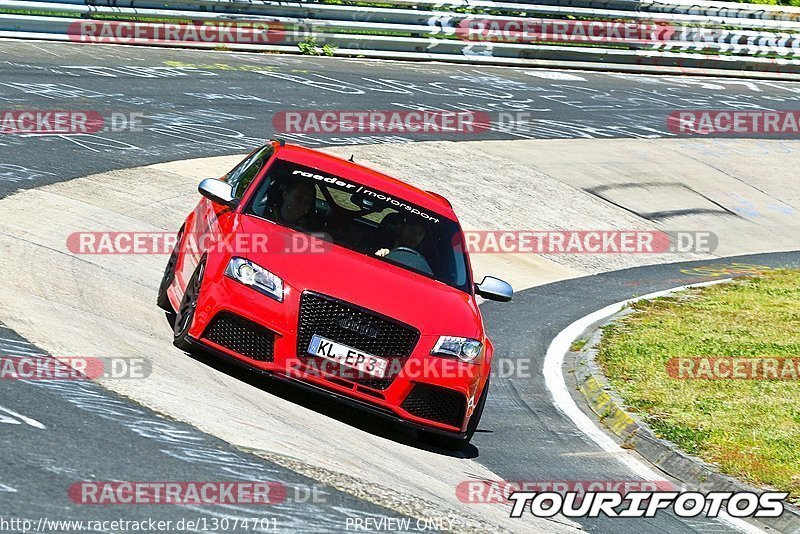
top-left (396, 220), bottom-right (425, 250)
top-left (375, 215), bottom-right (426, 257)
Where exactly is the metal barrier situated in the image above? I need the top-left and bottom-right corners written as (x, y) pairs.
top-left (2, 0), bottom-right (800, 78)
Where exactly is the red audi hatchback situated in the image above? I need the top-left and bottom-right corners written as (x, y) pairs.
top-left (158, 140), bottom-right (512, 449)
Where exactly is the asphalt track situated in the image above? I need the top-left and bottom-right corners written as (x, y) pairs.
top-left (0, 324), bottom-right (418, 532)
top-left (3, 40), bottom-right (800, 199)
top-left (477, 251), bottom-right (800, 533)
top-left (4, 251), bottom-right (799, 533)
top-left (1, 40), bottom-right (800, 533)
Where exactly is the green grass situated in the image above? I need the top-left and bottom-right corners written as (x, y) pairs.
top-left (742, 0), bottom-right (800, 5)
top-left (570, 338), bottom-right (588, 352)
top-left (596, 270), bottom-right (800, 502)
top-left (0, 8), bottom-right (68, 16)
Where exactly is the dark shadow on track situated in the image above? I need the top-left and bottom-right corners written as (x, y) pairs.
top-left (172, 330), bottom-right (482, 459)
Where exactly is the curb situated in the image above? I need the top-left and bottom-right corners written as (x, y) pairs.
top-left (570, 307), bottom-right (800, 534)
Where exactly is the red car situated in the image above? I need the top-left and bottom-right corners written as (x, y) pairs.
top-left (157, 140), bottom-right (513, 450)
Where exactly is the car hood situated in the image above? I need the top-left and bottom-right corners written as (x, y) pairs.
top-left (238, 215), bottom-right (482, 337)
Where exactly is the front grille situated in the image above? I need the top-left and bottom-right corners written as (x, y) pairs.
top-left (297, 292), bottom-right (419, 390)
top-left (203, 312), bottom-right (275, 362)
top-left (401, 384), bottom-right (466, 427)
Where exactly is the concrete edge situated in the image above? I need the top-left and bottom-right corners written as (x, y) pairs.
top-left (568, 288), bottom-right (800, 534)
top-left (241, 447), bottom-right (505, 534)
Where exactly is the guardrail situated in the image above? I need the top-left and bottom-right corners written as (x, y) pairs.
top-left (2, 0), bottom-right (800, 78)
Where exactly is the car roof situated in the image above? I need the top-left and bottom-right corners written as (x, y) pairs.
top-left (273, 142), bottom-right (459, 221)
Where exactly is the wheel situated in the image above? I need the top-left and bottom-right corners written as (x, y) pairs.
top-left (465, 375), bottom-right (490, 439)
top-left (419, 376), bottom-right (490, 451)
top-left (173, 258), bottom-right (205, 352)
top-left (157, 226), bottom-right (184, 312)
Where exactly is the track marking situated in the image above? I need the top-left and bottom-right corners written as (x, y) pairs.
top-left (0, 348), bottom-right (44, 357)
top-left (0, 405), bottom-right (46, 429)
top-left (0, 336), bottom-right (35, 346)
top-left (29, 44), bottom-right (61, 57)
top-left (543, 278), bottom-right (764, 534)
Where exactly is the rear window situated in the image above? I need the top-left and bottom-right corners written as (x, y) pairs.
top-left (245, 159), bottom-right (470, 293)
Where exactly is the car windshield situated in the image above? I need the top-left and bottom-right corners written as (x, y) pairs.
top-left (245, 159), bottom-right (471, 293)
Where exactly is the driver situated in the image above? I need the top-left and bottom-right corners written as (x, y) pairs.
top-left (268, 179), bottom-right (324, 231)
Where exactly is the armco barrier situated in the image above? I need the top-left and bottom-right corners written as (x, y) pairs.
top-left (2, 0), bottom-right (800, 78)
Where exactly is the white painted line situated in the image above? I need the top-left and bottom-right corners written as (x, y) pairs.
top-left (0, 348), bottom-right (45, 357)
top-left (524, 71), bottom-right (587, 81)
top-left (0, 336), bottom-right (35, 347)
top-left (0, 405), bottom-right (46, 429)
top-left (27, 44), bottom-right (61, 57)
top-left (543, 278), bottom-right (765, 534)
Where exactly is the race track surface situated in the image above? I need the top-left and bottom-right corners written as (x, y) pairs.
top-left (0, 326), bottom-right (417, 532)
top-left (3, 40), bottom-right (800, 199)
top-left (1, 40), bottom-right (799, 533)
top-left (478, 251), bottom-right (800, 533)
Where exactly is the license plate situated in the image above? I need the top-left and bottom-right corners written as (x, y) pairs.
top-left (308, 335), bottom-right (388, 379)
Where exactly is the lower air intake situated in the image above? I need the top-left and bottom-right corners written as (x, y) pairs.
top-left (203, 312), bottom-right (275, 362)
top-left (401, 384), bottom-right (466, 427)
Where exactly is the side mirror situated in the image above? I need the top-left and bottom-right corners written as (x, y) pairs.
top-left (198, 179), bottom-right (237, 207)
top-left (476, 276), bottom-right (513, 302)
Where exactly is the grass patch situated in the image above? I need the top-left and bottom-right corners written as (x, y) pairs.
top-left (0, 8), bottom-right (72, 16)
top-left (596, 270), bottom-right (800, 502)
top-left (742, 0), bottom-right (800, 5)
top-left (570, 338), bottom-right (588, 352)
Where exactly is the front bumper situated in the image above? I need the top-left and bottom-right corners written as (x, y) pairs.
top-left (185, 337), bottom-right (467, 439)
top-left (187, 274), bottom-right (486, 435)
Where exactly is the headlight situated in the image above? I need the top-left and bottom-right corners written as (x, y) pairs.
top-left (225, 257), bottom-right (284, 302)
top-left (431, 336), bottom-right (483, 363)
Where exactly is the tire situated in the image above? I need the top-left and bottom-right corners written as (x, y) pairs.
top-left (157, 226), bottom-right (184, 312)
top-left (419, 376), bottom-right (490, 451)
top-left (173, 258), bottom-right (205, 352)
top-left (465, 375), bottom-right (489, 439)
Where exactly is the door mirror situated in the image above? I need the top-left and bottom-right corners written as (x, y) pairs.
top-left (198, 179), bottom-right (237, 207)
top-left (476, 276), bottom-right (513, 302)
